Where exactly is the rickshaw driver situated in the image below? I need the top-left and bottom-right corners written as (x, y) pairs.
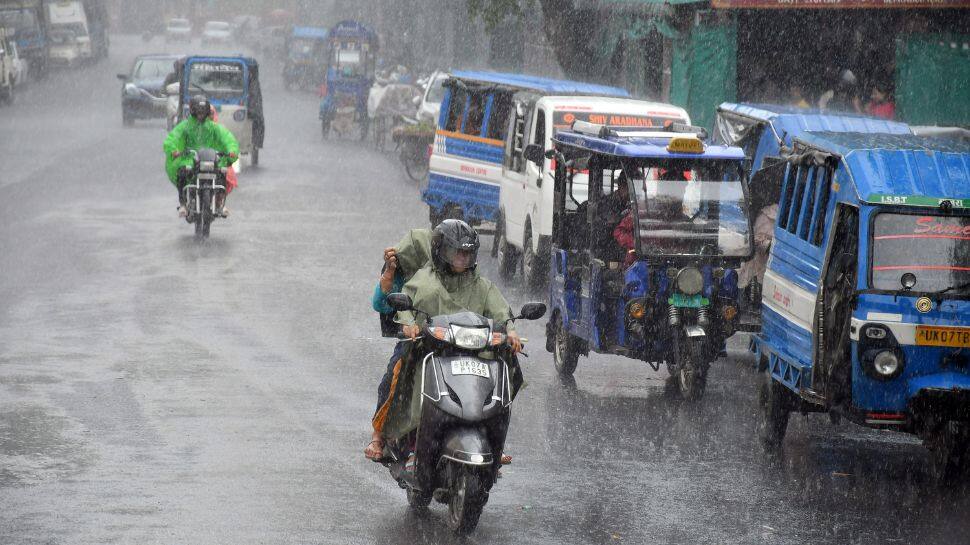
top-left (164, 95), bottom-right (239, 218)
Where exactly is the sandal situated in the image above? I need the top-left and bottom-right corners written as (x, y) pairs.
top-left (364, 439), bottom-right (384, 461)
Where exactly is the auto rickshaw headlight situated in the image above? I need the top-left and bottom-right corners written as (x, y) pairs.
top-left (873, 350), bottom-right (901, 378)
top-left (722, 305), bottom-right (738, 321)
top-left (233, 109), bottom-right (247, 122)
top-left (676, 267), bottom-right (704, 295)
top-left (628, 301), bottom-right (646, 320)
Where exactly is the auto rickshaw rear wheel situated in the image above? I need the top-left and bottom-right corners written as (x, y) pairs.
top-left (758, 371), bottom-right (793, 453)
top-left (553, 320), bottom-right (580, 377)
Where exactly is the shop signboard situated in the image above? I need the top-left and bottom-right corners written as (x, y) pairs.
top-left (712, 0), bottom-right (970, 8)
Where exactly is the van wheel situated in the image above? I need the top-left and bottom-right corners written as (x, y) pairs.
top-left (758, 371), bottom-right (793, 453)
top-left (553, 320), bottom-right (579, 377)
top-left (496, 229), bottom-right (518, 282)
top-left (926, 422), bottom-right (969, 486)
top-left (522, 230), bottom-right (546, 292)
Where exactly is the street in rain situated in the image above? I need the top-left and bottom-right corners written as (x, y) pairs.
top-left (1, 1), bottom-right (970, 544)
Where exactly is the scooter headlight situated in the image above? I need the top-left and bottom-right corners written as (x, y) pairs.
top-left (873, 350), bottom-right (901, 377)
top-left (676, 267), bottom-right (704, 296)
top-left (450, 326), bottom-right (489, 350)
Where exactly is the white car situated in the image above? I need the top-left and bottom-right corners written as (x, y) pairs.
top-left (201, 21), bottom-right (231, 46)
top-left (416, 70), bottom-right (448, 125)
top-left (165, 18), bottom-right (192, 43)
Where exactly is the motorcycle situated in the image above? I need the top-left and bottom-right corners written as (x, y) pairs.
top-left (182, 148), bottom-right (229, 241)
top-left (381, 293), bottom-right (546, 533)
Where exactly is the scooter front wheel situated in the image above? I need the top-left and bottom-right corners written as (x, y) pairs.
top-left (447, 468), bottom-right (486, 534)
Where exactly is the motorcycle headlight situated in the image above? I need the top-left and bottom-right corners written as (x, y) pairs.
top-left (450, 326), bottom-right (489, 350)
top-left (873, 350), bottom-right (901, 377)
top-left (676, 267), bottom-right (704, 296)
top-left (200, 160), bottom-right (215, 171)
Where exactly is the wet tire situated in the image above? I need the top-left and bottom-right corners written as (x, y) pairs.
top-left (926, 422), bottom-right (969, 486)
top-left (447, 468), bottom-right (486, 534)
top-left (251, 147), bottom-right (259, 166)
top-left (122, 111), bottom-right (134, 127)
top-left (758, 371), bottom-right (793, 452)
top-left (194, 216), bottom-right (205, 241)
top-left (403, 150), bottom-right (428, 182)
top-left (522, 230), bottom-right (545, 292)
top-left (553, 320), bottom-right (580, 377)
top-left (321, 119), bottom-right (331, 140)
top-left (496, 229), bottom-right (518, 283)
top-left (406, 487), bottom-right (432, 510)
top-left (1, 84), bottom-right (14, 106)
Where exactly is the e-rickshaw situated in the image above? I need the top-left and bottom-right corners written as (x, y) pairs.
top-left (174, 56), bottom-right (265, 166)
top-left (319, 20), bottom-right (377, 141)
top-left (544, 122), bottom-right (754, 400)
top-left (282, 26), bottom-right (327, 90)
top-left (753, 132), bottom-right (970, 483)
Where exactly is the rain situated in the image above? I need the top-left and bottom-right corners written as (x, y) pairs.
top-left (1, 0), bottom-right (969, 543)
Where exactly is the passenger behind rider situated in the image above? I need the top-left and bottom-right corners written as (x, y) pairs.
top-left (163, 95), bottom-right (239, 218)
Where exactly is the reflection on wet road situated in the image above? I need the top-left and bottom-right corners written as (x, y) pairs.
top-left (0, 34), bottom-right (967, 545)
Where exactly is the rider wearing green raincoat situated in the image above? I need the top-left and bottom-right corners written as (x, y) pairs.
top-left (163, 95), bottom-right (239, 216)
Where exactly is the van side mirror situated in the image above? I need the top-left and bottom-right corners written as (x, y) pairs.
top-left (523, 143), bottom-right (544, 165)
top-left (386, 293), bottom-right (414, 312)
top-left (116, 73), bottom-right (128, 81)
top-left (517, 302), bottom-right (546, 321)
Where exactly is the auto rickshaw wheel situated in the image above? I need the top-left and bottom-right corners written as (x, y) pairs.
top-left (758, 371), bottom-right (793, 453)
top-left (926, 422), bottom-right (969, 486)
top-left (553, 320), bottom-right (580, 377)
top-left (251, 147), bottom-right (259, 166)
top-left (321, 119), bottom-right (331, 140)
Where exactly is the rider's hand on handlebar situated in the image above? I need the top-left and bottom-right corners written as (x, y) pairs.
top-left (402, 324), bottom-right (420, 340)
top-left (171, 150), bottom-right (181, 158)
top-left (507, 331), bottom-right (523, 354)
top-left (228, 152), bottom-right (238, 161)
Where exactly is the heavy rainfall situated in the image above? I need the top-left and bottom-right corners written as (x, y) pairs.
top-left (1, 0), bottom-right (969, 543)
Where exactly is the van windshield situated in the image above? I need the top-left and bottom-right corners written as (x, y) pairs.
top-left (871, 212), bottom-right (970, 292)
top-left (626, 161), bottom-right (751, 258)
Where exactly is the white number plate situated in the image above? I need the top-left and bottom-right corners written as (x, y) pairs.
top-left (451, 360), bottom-right (490, 378)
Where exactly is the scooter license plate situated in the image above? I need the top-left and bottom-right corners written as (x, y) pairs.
top-left (916, 326), bottom-right (970, 348)
top-left (451, 360), bottom-right (490, 378)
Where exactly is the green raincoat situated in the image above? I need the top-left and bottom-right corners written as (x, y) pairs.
top-left (379, 263), bottom-right (522, 441)
top-left (162, 117), bottom-right (239, 185)
top-left (393, 228), bottom-right (432, 281)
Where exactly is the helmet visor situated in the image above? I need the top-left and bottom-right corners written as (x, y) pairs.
top-left (441, 246), bottom-right (476, 271)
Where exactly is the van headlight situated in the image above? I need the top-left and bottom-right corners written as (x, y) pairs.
top-left (873, 350), bottom-right (900, 377)
top-left (676, 267), bottom-right (704, 295)
top-left (233, 109), bottom-right (247, 122)
top-left (450, 326), bottom-right (489, 350)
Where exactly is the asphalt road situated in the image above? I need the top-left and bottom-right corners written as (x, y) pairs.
top-left (1, 35), bottom-right (968, 545)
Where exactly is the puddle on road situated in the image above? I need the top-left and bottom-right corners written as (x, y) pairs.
top-left (0, 404), bottom-right (91, 486)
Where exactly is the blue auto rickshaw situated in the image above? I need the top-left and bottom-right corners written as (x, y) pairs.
top-left (753, 131), bottom-right (970, 483)
top-left (319, 20), bottom-right (378, 141)
top-left (283, 26), bottom-right (327, 90)
top-left (543, 122), bottom-right (754, 400)
top-left (175, 56), bottom-right (265, 165)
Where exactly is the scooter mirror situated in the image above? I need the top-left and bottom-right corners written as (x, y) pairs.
top-left (386, 293), bottom-right (414, 312)
top-left (517, 302), bottom-right (546, 321)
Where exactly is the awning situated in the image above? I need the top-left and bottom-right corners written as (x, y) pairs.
top-left (712, 0), bottom-right (970, 8)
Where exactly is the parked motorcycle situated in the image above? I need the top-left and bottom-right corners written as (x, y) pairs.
top-left (182, 148), bottom-right (229, 241)
top-left (381, 293), bottom-right (546, 533)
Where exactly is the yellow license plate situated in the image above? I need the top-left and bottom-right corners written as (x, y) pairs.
top-left (916, 326), bottom-right (970, 348)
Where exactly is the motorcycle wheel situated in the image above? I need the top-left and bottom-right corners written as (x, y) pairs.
top-left (406, 487), bottom-right (432, 510)
top-left (447, 468), bottom-right (486, 534)
top-left (553, 320), bottom-right (580, 377)
top-left (926, 422), bottom-right (969, 486)
top-left (194, 215), bottom-right (205, 241)
top-left (757, 370), bottom-right (793, 453)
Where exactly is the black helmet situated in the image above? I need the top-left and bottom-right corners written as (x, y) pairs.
top-left (189, 95), bottom-right (211, 120)
top-left (431, 219), bottom-right (480, 274)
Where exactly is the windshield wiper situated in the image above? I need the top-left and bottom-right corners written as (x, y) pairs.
top-left (934, 280), bottom-right (970, 299)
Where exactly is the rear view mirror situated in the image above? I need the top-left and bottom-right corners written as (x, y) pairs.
top-left (517, 302), bottom-right (547, 321)
top-left (523, 143), bottom-right (544, 165)
top-left (386, 293), bottom-right (414, 312)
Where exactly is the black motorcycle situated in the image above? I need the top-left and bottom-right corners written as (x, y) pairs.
top-left (382, 293), bottom-right (545, 533)
top-left (183, 148), bottom-right (229, 241)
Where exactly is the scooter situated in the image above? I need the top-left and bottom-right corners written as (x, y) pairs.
top-left (381, 293), bottom-right (545, 534)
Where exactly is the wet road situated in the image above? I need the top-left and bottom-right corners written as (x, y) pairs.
top-left (1, 35), bottom-right (968, 545)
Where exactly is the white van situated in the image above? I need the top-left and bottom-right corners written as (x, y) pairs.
top-left (496, 96), bottom-right (690, 287)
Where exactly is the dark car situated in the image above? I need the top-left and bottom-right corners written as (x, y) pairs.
top-left (116, 54), bottom-right (182, 126)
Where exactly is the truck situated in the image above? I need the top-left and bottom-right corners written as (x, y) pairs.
top-left (42, 0), bottom-right (107, 66)
top-left (0, 0), bottom-right (47, 77)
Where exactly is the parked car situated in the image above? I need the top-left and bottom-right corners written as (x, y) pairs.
top-left (117, 54), bottom-right (182, 126)
top-left (0, 27), bottom-right (15, 104)
top-left (201, 21), bottom-right (231, 46)
top-left (165, 18), bottom-right (192, 43)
